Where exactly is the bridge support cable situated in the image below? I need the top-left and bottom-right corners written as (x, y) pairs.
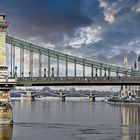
top-left (48, 55), bottom-right (50, 78)
top-left (57, 55), bottom-right (59, 77)
top-left (91, 64), bottom-right (94, 77)
top-left (29, 50), bottom-right (33, 77)
top-left (66, 56), bottom-right (68, 77)
top-left (104, 68), bottom-right (107, 77)
top-left (39, 52), bottom-right (42, 77)
top-left (83, 60), bottom-right (85, 77)
top-left (100, 64), bottom-right (102, 77)
top-left (74, 60), bottom-right (76, 77)
top-left (12, 45), bottom-right (15, 77)
top-left (108, 68), bottom-right (111, 77)
top-left (95, 68), bottom-right (98, 77)
top-left (51, 67), bottom-right (54, 77)
top-left (20, 47), bottom-right (24, 77)
top-left (116, 67), bottom-right (119, 77)
top-left (10, 45), bottom-right (13, 77)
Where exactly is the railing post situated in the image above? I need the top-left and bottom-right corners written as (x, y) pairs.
top-left (29, 72), bottom-right (31, 77)
top-left (44, 68), bottom-right (46, 77)
top-left (14, 66), bottom-right (17, 78)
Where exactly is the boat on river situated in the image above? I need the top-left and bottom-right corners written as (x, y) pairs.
top-left (106, 88), bottom-right (140, 105)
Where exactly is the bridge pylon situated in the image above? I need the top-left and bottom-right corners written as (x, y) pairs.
top-left (0, 14), bottom-right (16, 124)
top-left (59, 92), bottom-right (65, 102)
top-left (89, 93), bottom-right (95, 102)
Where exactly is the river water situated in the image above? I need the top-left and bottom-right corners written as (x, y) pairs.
top-left (2, 100), bottom-right (140, 140)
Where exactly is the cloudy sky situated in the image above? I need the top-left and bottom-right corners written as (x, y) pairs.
top-left (1, 0), bottom-right (140, 68)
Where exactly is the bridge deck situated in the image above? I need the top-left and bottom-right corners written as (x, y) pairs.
top-left (16, 76), bottom-right (140, 86)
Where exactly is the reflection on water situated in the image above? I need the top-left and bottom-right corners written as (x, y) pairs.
top-left (5, 101), bottom-right (140, 140)
top-left (0, 125), bottom-right (13, 140)
top-left (120, 106), bottom-right (140, 140)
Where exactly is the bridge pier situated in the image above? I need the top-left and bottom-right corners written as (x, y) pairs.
top-left (59, 92), bottom-right (65, 102)
top-left (0, 14), bottom-right (17, 124)
top-left (0, 66), bottom-right (16, 124)
top-left (26, 91), bottom-right (32, 100)
top-left (89, 93), bottom-right (95, 102)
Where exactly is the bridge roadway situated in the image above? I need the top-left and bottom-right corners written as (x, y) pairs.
top-left (16, 76), bottom-right (140, 86)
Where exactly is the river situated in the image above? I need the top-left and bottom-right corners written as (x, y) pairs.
top-left (1, 100), bottom-right (140, 140)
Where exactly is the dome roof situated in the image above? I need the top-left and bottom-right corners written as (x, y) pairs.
top-left (138, 54), bottom-right (140, 62)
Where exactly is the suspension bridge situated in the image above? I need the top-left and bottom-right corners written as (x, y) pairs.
top-left (1, 13), bottom-right (140, 124)
top-left (5, 34), bottom-right (140, 86)
top-left (0, 13), bottom-right (140, 88)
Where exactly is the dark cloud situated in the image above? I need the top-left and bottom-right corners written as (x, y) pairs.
top-left (2, 0), bottom-right (92, 38)
top-left (1, 0), bottom-right (140, 67)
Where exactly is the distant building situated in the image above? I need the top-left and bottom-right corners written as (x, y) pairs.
top-left (120, 54), bottom-right (140, 99)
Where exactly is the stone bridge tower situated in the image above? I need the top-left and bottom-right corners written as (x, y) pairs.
top-left (0, 14), bottom-right (16, 124)
top-left (0, 14), bottom-right (9, 66)
top-left (0, 14), bottom-right (10, 79)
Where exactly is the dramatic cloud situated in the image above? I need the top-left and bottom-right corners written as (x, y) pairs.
top-left (132, 1), bottom-right (140, 12)
top-left (1, 0), bottom-right (140, 69)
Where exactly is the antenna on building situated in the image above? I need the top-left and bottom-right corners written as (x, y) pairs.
top-left (138, 54), bottom-right (140, 70)
top-left (123, 54), bottom-right (128, 68)
top-left (134, 60), bottom-right (137, 70)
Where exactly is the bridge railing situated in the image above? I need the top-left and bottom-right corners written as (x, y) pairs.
top-left (16, 76), bottom-right (140, 82)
